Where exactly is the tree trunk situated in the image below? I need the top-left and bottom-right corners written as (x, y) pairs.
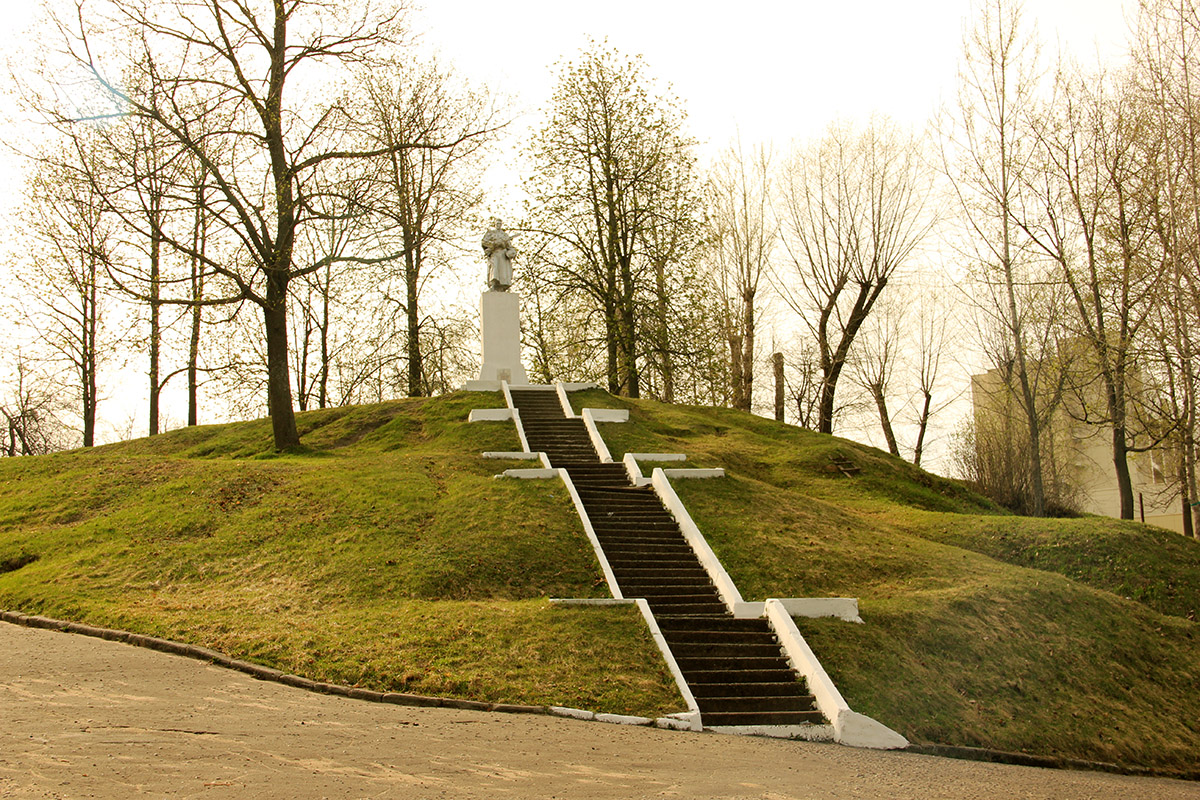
top-left (1111, 423), bottom-right (1135, 520)
top-left (187, 272), bottom-right (202, 427)
top-left (654, 259), bottom-right (674, 403)
top-left (618, 257), bottom-right (639, 399)
top-left (739, 291), bottom-right (755, 412)
top-left (296, 302), bottom-right (311, 412)
top-left (871, 382), bottom-right (900, 457)
top-left (263, 274), bottom-right (300, 450)
top-left (913, 389), bottom-right (933, 468)
top-left (1181, 452), bottom-right (1194, 539)
top-left (148, 227), bottom-right (161, 436)
top-left (406, 247), bottom-right (422, 397)
top-left (319, 266), bottom-right (330, 408)
top-left (729, 332), bottom-right (744, 410)
top-left (604, 296), bottom-right (619, 394)
top-left (188, 172), bottom-right (206, 428)
top-left (773, 352), bottom-right (784, 421)
top-left (82, 262), bottom-right (98, 448)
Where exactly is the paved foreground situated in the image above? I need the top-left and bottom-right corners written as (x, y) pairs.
top-left (2, 621), bottom-right (1195, 799)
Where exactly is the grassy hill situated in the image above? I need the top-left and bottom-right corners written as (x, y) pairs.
top-left (0, 393), bottom-right (677, 715)
top-left (2, 388), bottom-right (1198, 772)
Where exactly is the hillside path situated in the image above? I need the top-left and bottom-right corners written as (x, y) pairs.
top-left (1, 621), bottom-right (1194, 799)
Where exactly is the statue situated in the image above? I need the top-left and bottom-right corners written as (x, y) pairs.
top-left (482, 220), bottom-right (516, 291)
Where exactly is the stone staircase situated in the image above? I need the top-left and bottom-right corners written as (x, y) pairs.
top-left (509, 388), bottom-right (822, 729)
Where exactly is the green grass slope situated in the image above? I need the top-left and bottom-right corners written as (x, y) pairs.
top-left (577, 390), bottom-right (1200, 771)
top-left (0, 393), bottom-right (678, 716)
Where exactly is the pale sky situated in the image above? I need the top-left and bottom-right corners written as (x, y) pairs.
top-left (416, 0), bottom-right (1131, 159)
top-left (0, 0), bottom-right (1136, 449)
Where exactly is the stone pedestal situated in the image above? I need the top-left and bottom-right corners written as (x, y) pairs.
top-left (476, 290), bottom-right (527, 386)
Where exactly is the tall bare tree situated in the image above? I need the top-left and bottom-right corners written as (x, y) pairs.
top-left (777, 117), bottom-right (930, 435)
top-left (707, 140), bottom-right (774, 412)
top-left (525, 42), bottom-right (698, 397)
top-left (1019, 65), bottom-right (1167, 519)
top-left (357, 59), bottom-right (498, 397)
top-left (0, 350), bottom-right (73, 457)
top-left (945, 0), bottom-right (1061, 516)
top-left (1134, 0), bottom-right (1200, 535)
top-left (19, 138), bottom-right (118, 448)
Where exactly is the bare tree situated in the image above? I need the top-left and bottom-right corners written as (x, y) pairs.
top-left (525, 42), bottom-right (698, 398)
top-left (909, 285), bottom-right (953, 468)
top-left (707, 140), bottom-right (774, 412)
top-left (357, 59), bottom-right (499, 397)
top-left (18, 138), bottom-right (118, 448)
top-left (0, 350), bottom-right (73, 457)
top-left (849, 295), bottom-right (904, 456)
top-left (1134, 0), bottom-right (1200, 536)
top-left (1018, 64), bottom-right (1168, 519)
top-left (944, 0), bottom-right (1062, 516)
top-left (776, 117), bottom-right (930, 435)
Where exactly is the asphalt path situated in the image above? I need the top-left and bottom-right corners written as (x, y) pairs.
top-left (2, 621), bottom-right (1196, 799)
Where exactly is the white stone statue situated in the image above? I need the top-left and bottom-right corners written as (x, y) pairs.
top-left (482, 220), bottom-right (516, 291)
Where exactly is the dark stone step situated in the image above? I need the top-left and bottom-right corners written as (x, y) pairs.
top-left (702, 710), bottom-right (826, 727)
top-left (609, 562), bottom-right (706, 575)
top-left (679, 668), bottom-right (796, 683)
top-left (659, 629), bottom-right (782, 646)
top-left (587, 506), bottom-right (673, 516)
top-left (601, 547), bottom-right (695, 559)
top-left (626, 592), bottom-right (724, 606)
top-left (598, 539), bottom-right (692, 551)
top-left (619, 582), bottom-right (716, 595)
top-left (595, 535), bottom-right (689, 548)
top-left (687, 681), bottom-right (809, 699)
top-left (619, 566), bottom-right (710, 578)
top-left (593, 526), bottom-right (685, 537)
top-left (590, 523), bottom-right (681, 535)
top-left (697, 695), bottom-right (817, 713)
top-left (593, 531), bottom-right (683, 543)
top-left (670, 642), bottom-right (783, 659)
top-left (675, 655), bottom-right (794, 672)
top-left (654, 616), bottom-right (771, 633)
top-left (607, 552), bottom-right (703, 565)
top-left (583, 504), bottom-right (669, 516)
top-left (565, 465), bottom-right (629, 473)
top-left (645, 601), bottom-right (730, 615)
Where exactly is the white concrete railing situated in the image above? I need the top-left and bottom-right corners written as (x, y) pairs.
top-left (498, 381), bottom-right (532, 453)
top-left (764, 600), bottom-right (907, 749)
top-left (634, 599), bottom-right (702, 731)
top-left (555, 382), bottom-right (575, 417)
top-left (556, 467), bottom-right (623, 599)
top-left (649, 468), bottom-right (756, 618)
top-left (580, 408), bottom-right (616, 463)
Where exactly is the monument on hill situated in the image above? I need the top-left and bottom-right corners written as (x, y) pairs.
top-left (475, 220), bottom-right (528, 387)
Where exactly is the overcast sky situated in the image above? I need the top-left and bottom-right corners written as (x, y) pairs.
top-left (416, 1), bottom-right (1130, 145)
top-left (0, 1), bottom-right (1133, 200)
